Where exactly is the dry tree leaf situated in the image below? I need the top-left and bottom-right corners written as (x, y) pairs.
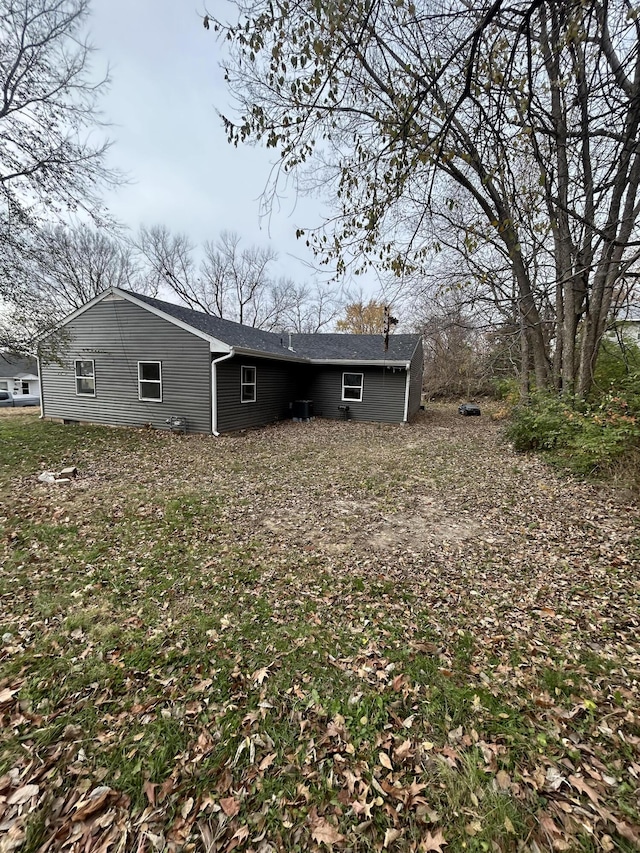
top-left (0, 688), bottom-right (18, 705)
top-left (220, 796), bottom-right (240, 817)
top-left (421, 828), bottom-right (447, 851)
top-left (393, 739), bottom-right (413, 761)
top-left (143, 780), bottom-right (157, 806)
top-left (568, 774), bottom-right (600, 804)
top-left (310, 816), bottom-right (345, 847)
top-left (72, 786), bottom-right (114, 821)
top-left (495, 770), bottom-right (511, 790)
top-left (232, 825), bottom-right (250, 844)
top-left (251, 667), bottom-right (270, 685)
top-left (391, 674), bottom-right (405, 691)
top-left (6, 784), bottom-right (39, 806)
top-left (379, 752), bottom-right (393, 771)
top-left (259, 752), bottom-right (277, 771)
top-left (384, 827), bottom-right (402, 847)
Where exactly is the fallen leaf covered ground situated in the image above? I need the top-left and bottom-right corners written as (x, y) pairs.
top-left (0, 406), bottom-right (638, 853)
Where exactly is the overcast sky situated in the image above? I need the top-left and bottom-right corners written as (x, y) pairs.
top-left (88, 0), bottom-right (370, 295)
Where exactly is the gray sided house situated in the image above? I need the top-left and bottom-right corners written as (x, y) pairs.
top-left (39, 288), bottom-right (423, 434)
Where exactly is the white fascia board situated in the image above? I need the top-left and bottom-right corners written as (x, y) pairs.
top-left (310, 358), bottom-right (409, 368)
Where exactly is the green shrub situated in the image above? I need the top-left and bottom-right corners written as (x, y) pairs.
top-left (592, 334), bottom-right (640, 395)
top-left (490, 377), bottom-right (520, 402)
top-left (504, 393), bottom-right (583, 452)
top-left (505, 383), bottom-right (640, 479)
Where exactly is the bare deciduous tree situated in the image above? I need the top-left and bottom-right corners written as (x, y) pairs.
top-left (25, 222), bottom-right (147, 314)
top-left (0, 0), bottom-right (122, 349)
top-left (138, 225), bottom-right (342, 332)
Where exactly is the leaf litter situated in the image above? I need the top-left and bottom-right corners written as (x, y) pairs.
top-left (0, 406), bottom-right (638, 851)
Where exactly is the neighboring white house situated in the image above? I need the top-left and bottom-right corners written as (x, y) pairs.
top-left (0, 354), bottom-right (40, 397)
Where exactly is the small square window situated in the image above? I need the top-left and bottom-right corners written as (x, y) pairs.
top-left (138, 361), bottom-right (162, 401)
top-left (75, 360), bottom-right (95, 396)
top-left (241, 366), bottom-right (256, 403)
top-left (342, 372), bottom-right (363, 402)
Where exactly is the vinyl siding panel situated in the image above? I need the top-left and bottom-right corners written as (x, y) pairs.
top-left (308, 366), bottom-right (406, 423)
top-left (407, 339), bottom-right (424, 418)
top-left (216, 356), bottom-right (303, 433)
top-left (40, 297), bottom-right (212, 433)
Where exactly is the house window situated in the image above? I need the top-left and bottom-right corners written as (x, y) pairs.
top-left (241, 366), bottom-right (256, 402)
top-left (138, 361), bottom-right (162, 401)
top-left (21, 381), bottom-right (29, 394)
top-left (342, 372), bottom-right (364, 402)
top-left (75, 360), bottom-right (95, 396)
top-left (0, 381), bottom-right (7, 391)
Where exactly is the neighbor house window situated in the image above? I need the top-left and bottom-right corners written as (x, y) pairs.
top-left (0, 381), bottom-right (8, 391)
top-left (342, 372), bottom-right (364, 402)
top-left (241, 366), bottom-right (256, 402)
top-left (21, 381), bottom-right (29, 394)
top-left (138, 361), bottom-right (162, 401)
top-left (75, 360), bottom-right (95, 396)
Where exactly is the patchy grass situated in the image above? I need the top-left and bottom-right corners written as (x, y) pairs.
top-left (0, 406), bottom-right (639, 852)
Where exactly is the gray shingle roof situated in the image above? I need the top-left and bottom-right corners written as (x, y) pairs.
top-left (0, 353), bottom-right (38, 378)
top-left (127, 291), bottom-right (420, 362)
top-left (291, 333), bottom-right (419, 361)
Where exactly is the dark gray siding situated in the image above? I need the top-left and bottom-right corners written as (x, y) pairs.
top-left (216, 356), bottom-right (304, 433)
top-left (407, 339), bottom-right (424, 418)
top-left (40, 296), bottom-right (212, 433)
top-left (308, 365), bottom-right (406, 423)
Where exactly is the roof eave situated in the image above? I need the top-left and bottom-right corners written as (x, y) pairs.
top-left (232, 346), bottom-right (310, 363)
top-left (309, 358), bottom-right (409, 367)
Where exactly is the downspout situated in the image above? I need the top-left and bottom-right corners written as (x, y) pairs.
top-left (403, 362), bottom-right (411, 423)
top-left (211, 349), bottom-right (234, 436)
top-left (36, 353), bottom-right (45, 420)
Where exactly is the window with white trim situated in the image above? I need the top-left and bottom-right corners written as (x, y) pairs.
top-left (342, 372), bottom-right (364, 402)
top-left (0, 381), bottom-right (8, 391)
top-left (138, 361), bottom-right (162, 401)
top-left (241, 366), bottom-right (256, 403)
top-left (75, 360), bottom-right (95, 396)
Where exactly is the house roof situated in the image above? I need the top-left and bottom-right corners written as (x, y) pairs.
top-left (0, 353), bottom-right (38, 379)
top-left (291, 332), bottom-right (420, 362)
top-left (124, 291), bottom-right (421, 363)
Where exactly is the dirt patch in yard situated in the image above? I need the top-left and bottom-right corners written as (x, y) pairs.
top-left (262, 494), bottom-right (484, 553)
